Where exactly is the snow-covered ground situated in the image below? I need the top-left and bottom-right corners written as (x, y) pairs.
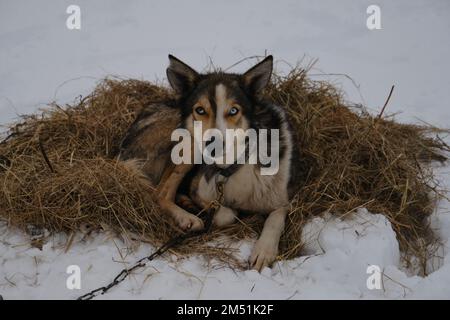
top-left (1, 0), bottom-right (450, 299)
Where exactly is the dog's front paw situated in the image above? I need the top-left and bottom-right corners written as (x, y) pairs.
top-left (213, 206), bottom-right (236, 227)
top-left (176, 213), bottom-right (204, 232)
top-left (249, 238), bottom-right (278, 272)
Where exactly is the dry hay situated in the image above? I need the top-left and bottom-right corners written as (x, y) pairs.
top-left (0, 68), bottom-right (448, 273)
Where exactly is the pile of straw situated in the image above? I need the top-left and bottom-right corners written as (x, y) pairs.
top-left (0, 68), bottom-right (448, 272)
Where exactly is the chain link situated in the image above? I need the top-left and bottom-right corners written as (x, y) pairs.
top-left (76, 177), bottom-right (228, 300)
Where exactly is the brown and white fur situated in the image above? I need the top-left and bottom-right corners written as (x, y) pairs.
top-left (119, 55), bottom-right (300, 271)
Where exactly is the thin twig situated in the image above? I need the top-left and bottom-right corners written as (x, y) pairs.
top-left (224, 55), bottom-right (267, 71)
top-left (377, 85), bottom-right (395, 120)
top-left (38, 138), bottom-right (55, 173)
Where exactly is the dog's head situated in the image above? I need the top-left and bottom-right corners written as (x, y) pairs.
top-left (166, 55), bottom-right (273, 166)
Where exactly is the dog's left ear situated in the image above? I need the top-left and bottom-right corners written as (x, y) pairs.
top-left (243, 55), bottom-right (273, 94)
top-left (167, 55), bottom-right (199, 94)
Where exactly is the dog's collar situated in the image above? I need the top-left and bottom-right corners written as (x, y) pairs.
top-left (216, 164), bottom-right (241, 178)
top-left (204, 163), bottom-right (241, 182)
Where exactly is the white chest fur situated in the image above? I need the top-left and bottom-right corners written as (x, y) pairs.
top-left (196, 157), bottom-right (290, 214)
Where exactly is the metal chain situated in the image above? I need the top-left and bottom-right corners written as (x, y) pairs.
top-left (76, 231), bottom-right (194, 300)
top-left (76, 178), bottom-right (227, 300)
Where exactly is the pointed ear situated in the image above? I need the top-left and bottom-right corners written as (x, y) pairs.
top-left (166, 55), bottom-right (199, 94)
top-left (242, 55), bottom-right (273, 94)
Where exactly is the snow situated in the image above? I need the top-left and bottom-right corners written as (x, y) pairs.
top-left (0, 210), bottom-right (436, 300)
top-left (1, 0), bottom-right (450, 299)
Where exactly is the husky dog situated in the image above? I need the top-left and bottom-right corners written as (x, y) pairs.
top-left (119, 55), bottom-right (300, 271)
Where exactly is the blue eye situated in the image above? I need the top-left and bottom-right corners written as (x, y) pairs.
top-left (229, 107), bottom-right (239, 116)
top-left (195, 106), bottom-right (206, 115)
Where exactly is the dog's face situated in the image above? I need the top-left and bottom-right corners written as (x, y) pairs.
top-left (166, 55), bottom-right (273, 165)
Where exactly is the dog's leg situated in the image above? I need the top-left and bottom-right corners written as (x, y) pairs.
top-left (176, 194), bottom-right (200, 213)
top-left (213, 206), bottom-right (237, 227)
top-left (249, 207), bottom-right (287, 272)
top-left (158, 164), bottom-right (204, 231)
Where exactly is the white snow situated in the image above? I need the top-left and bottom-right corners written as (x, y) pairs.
top-left (1, 0), bottom-right (450, 299)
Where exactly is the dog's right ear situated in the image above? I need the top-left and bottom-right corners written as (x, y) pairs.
top-left (167, 55), bottom-right (199, 94)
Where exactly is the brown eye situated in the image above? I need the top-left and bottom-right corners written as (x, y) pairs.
top-left (229, 107), bottom-right (239, 116)
top-left (195, 106), bottom-right (206, 115)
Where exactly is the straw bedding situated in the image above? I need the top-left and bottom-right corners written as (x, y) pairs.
top-left (0, 68), bottom-right (448, 272)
